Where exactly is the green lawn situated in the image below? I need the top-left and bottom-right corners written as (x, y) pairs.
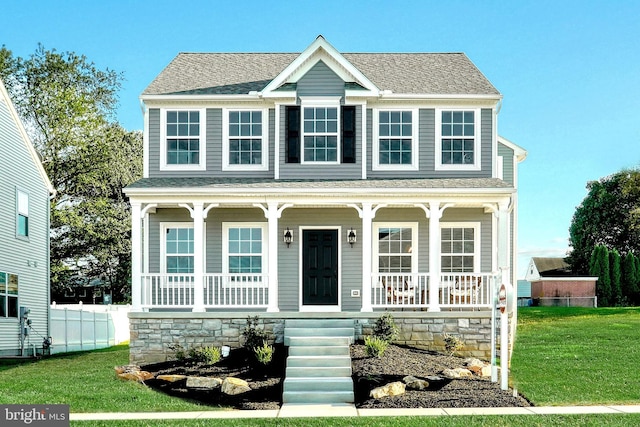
top-left (511, 306), bottom-right (640, 405)
top-left (68, 414), bottom-right (640, 427)
top-left (0, 345), bottom-right (212, 413)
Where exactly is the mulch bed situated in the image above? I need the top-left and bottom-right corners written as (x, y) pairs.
top-left (142, 343), bottom-right (531, 410)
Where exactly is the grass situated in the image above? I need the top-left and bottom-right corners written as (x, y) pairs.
top-left (511, 306), bottom-right (640, 405)
top-left (0, 345), bottom-right (213, 413)
top-left (69, 414), bottom-right (640, 427)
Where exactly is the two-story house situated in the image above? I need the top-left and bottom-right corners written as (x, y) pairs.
top-left (126, 36), bottom-right (526, 366)
top-left (0, 78), bottom-right (55, 356)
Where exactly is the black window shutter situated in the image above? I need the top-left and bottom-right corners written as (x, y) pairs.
top-left (286, 106), bottom-right (300, 163)
top-left (341, 106), bottom-right (356, 163)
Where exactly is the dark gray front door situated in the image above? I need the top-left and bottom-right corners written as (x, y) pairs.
top-left (302, 229), bottom-right (338, 305)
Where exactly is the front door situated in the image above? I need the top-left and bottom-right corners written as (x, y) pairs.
top-left (302, 229), bottom-right (339, 306)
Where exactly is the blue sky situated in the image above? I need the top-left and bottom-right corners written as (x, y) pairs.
top-left (3, 0), bottom-right (640, 278)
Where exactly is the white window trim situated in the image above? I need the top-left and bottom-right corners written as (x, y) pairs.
top-left (159, 108), bottom-right (207, 171)
top-left (439, 222), bottom-right (481, 273)
top-left (160, 222), bottom-right (204, 274)
top-left (373, 222), bottom-right (419, 273)
top-left (222, 222), bottom-right (268, 287)
top-left (222, 108), bottom-right (269, 171)
top-left (300, 96), bottom-right (341, 165)
top-left (0, 271), bottom-right (19, 319)
top-left (372, 108), bottom-right (419, 171)
top-left (435, 108), bottom-right (481, 171)
top-left (16, 188), bottom-right (29, 239)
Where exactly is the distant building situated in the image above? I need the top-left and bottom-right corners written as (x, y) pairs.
top-left (525, 257), bottom-right (597, 307)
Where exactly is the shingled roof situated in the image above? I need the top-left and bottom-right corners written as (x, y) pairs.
top-left (143, 52), bottom-right (500, 96)
top-left (531, 257), bottom-right (574, 277)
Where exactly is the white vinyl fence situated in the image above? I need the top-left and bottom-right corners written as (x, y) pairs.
top-left (49, 303), bottom-right (130, 354)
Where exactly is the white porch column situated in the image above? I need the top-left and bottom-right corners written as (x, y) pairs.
top-left (130, 202), bottom-right (142, 312)
top-left (266, 202), bottom-right (281, 313)
top-left (191, 202), bottom-right (205, 312)
top-left (360, 203), bottom-right (374, 312)
top-left (496, 200), bottom-right (511, 282)
top-left (428, 201), bottom-right (443, 312)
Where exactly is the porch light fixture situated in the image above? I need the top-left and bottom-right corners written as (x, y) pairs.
top-left (283, 227), bottom-right (293, 247)
top-left (347, 228), bottom-right (357, 246)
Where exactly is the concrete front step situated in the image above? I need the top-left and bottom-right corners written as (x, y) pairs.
top-left (285, 327), bottom-right (355, 341)
top-left (282, 390), bottom-right (354, 404)
top-left (286, 355), bottom-right (351, 368)
top-left (285, 336), bottom-right (351, 347)
top-left (283, 377), bottom-right (354, 393)
top-left (285, 319), bottom-right (355, 329)
top-left (285, 366), bottom-right (352, 378)
top-left (288, 345), bottom-right (350, 357)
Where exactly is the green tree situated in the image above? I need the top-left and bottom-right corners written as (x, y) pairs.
top-left (568, 169), bottom-right (640, 276)
top-left (589, 245), bottom-right (611, 306)
top-left (622, 252), bottom-right (638, 305)
top-left (609, 249), bottom-right (622, 306)
top-left (0, 45), bottom-right (141, 302)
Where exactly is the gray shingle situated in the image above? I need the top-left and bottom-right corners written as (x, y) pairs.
top-left (143, 52), bottom-right (499, 96)
top-left (125, 177), bottom-right (511, 191)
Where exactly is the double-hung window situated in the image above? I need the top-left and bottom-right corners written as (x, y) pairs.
top-left (162, 224), bottom-right (195, 274)
top-left (375, 224), bottom-right (418, 274)
top-left (303, 106), bottom-right (339, 163)
top-left (440, 223), bottom-right (480, 273)
top-left (161, 109), bottom-right (206, 170)
top-left (0, 272), bottom-right (19, 318)
top-left (436, 109), bottom-right (480, 170)
top-left (223, 109), bottom-right (268, 170)
top-left (16, 189), bottom-right (28, 238)
top-left (373, 109), bottom-right (418, 170)
top-left (223, 223), bottom-right (267, 284)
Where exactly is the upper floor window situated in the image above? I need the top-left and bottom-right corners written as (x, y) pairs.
top-left (436, 109), bottom-right (480, 170)
top-left (162, 224), bottom-right (195, 274)
top-left (223, 109), bottom-right (268, 170)
top-left (160, 109), bottom-right (206, 171)
top-left (440, 223), bottom-right (480, 272)
top-left (373, 109), bottom-right (418, 170)
top-left (0, 272), bottom-right (19, 318)
top-left (16, 189), bottom-right (28, 238)
top-left (303, 106), bottom-right (339, 163)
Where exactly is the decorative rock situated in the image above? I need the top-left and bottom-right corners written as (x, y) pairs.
top-left (442, 368), bottom-right (473, 379)
top-left (370, 381), bottom-right (406, 399)
top-left (480, 365), bottom-right (492, 377)
top-left (156, 374), bottom-right (188, 383)
top-left (221, 377), bottom-right (251, 395)
top-left (115, 365), bottom-right (154, 382)
top-left (186, 376), bottom-right (223, 390)
top-left (402, 375), bottom-right (429, 390)
top-left (465, 358), bottom-right (492, 377)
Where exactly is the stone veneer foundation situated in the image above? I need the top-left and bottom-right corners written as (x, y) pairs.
top-left (128, 311), bottom-right (501, 365)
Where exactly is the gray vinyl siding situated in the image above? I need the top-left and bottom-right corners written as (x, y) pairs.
top-left (148, 108), bottom-right (275, 179)
top-left (296, 60), bottom-right (345, 97)
top-left (498, 143), bottom-right (515, 185)
top-left (278, 105), bottom-right (362, 180)
top-left (368, 108), bottom-right (493, 179)
top-left (0, 97), bottom-right (50, 355)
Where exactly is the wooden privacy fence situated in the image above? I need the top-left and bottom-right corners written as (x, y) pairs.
top-left (49, 304), bottom-right (130, 354)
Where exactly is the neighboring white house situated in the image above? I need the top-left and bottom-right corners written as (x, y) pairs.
top-left (125, 36), bottom-right (527, 364)
top-left (0, 78), bottom-right (55, 356)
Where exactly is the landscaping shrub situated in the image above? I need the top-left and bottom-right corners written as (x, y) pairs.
top-left (241, 315), bottom-right (269, 350)
top-left (188, 346), bottom-right (222, 365)
top-left (364, 335), bottom-right (389, 358)
top-left (372, 313), bottom-right (399, 342)
top-left (442, 333), bottom-right (464, 356)
top-left (254, 342), bottom-right (274, 365)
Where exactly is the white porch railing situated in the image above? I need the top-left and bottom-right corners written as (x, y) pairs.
top-left (140, 274), bottom-right (269, 309)
top-left (371, 272), bottom-right (495, 310)
top-left (204, 274), bottom-right (269, 308)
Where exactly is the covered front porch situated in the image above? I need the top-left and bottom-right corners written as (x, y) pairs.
top-left (127, 179), bottom-right (516, 315)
